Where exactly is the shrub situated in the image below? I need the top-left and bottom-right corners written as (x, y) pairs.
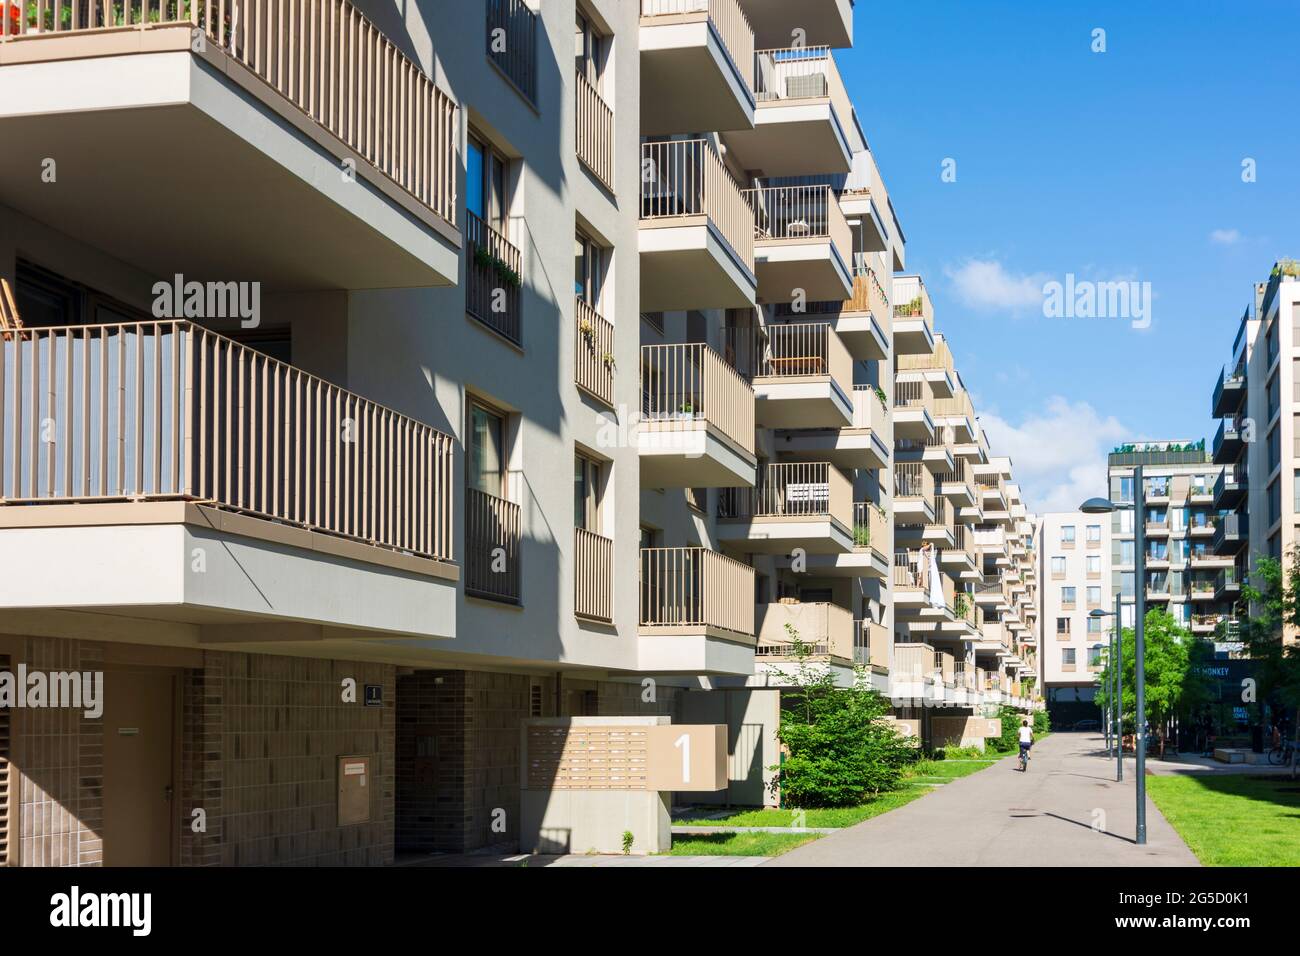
top-left (990, 705), bottom-right (1024, 753)
top-left (1033, 710), bottom-right (1051, 736)
top-left (768, 633), bottom-right (915, 807)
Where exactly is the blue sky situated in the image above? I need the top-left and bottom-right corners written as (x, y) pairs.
top-left (837, 0), bottom-right (1300, 512)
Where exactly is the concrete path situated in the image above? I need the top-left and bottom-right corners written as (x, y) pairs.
top-left (764, 731), bottom-right (1200, 867)
top-left (401, 852), bottom-right (769, 867)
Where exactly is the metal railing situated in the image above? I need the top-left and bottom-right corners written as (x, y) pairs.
top-left (575, 70), bottom-right (614, 190)
top-left (896, 334), bottom-right (953, 373)
top-left (893, 378), bottom-right (931, 409)
top-left (639, 343), bottom-right (755, 455)
top-left (894, 461), bottom-right (934, 500)
top-left (640, 0), bottom-right (754, 91)
top-left (852, 501), bottom-right (888, 551)
top-left (465, 488), bottom-right (520, 602)
top-left (774, 265), bottom-right (889, 319)
top-left (575, 297), bottom-right (615, 407)
top-left (892, 642), bottom-right (936, 681)
top-left (575, 527), bottom-right (613, 621)
top-left (487, 0), bottom-right (537, 101)
top-left (892, 276), bottom-right (931, 323)
top-left (1, 1), bottom-right (460, 226)
top-left (851, 384), bottom-right (886, 430)
top-left (756, 601), bottom-right (853, 658)
top-left (855, 619), bottom-right (890, 668)
top-left (725, 321), bottom-right (851, 387)
top-left (0, 320), bottom-right (455, 561)
top-left (745, 185), bottom-right (850, 254)
top-left (640, 139), bottom-right (754, 272)
top-left (718, 461), bottom-right (850, 526)
top-left (640, 547), bottom-right (754, 636)
top-left (466, 212), bottom-right (523, 344)
top-left (753, 44), bottom-right (851, 124)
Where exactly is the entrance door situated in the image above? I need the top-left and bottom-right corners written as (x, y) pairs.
top-left (102, 667), bottom-right (178, 866)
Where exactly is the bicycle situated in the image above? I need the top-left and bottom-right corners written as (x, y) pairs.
top-left (1018, 745), bottom-right (1030, 772)
top-left (1268, 741), bottom-right (1296, 766)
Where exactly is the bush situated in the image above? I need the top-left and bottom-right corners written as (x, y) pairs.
top-left (1033, 710), bottom-right (1051, 736)
top-left (991, 705), bottom-right (1025, 753)
top-left (768, 636), bottom-right (915, 808)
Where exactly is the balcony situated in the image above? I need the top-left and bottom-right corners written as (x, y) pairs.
top-left (487, 0), bottom-right (538, 101)
top-left (639, 139), bottom-right (757, 310)
top-left (638, 343), bottom-right (757, 487)
top-left (891, 276), bottom-right (936, 355)
top-left (780, 500), bottom-right (888, 579)
top-left (774, 385), bottom-right (889, 471)
top-left (1214, 466), bottom-right (1245, 508)
top-left (724, 45), bottom-right (852, 176)
top-left (575, 527), bottom-right (613, 622)
top-left (839, 150), bottom-right (891, 255)
top-left (747, 185), bottom-right (853, 302)
top-left (575, 70), bottom-right (614, 191)
top-left (1214, 566), bottom-right (1241, 601)
top-left (855, 620), bottom-right (891, 671)
top-left (0, 321), bottom-right (457, 638)
top-left (1191, 613), bottom-right (1224, 634)
top-left (467, 213), bottom-right (523, 346)
top-left (895, 435), bottom-right (953, 475)
top-left (773, 267), bottom-right (890, 360)
top-left (575, 298), bottom-right (616, 407)
top-left (639, 0), bottom-right (755, 136)
top-left (740, 0), bottom-right (852, 48)
top-left (638, 547), bottom-right (756, 675)
top-left (1211, 361), bottom-right (1247, 419)
top-left (893, 462), bottom-right (936, 523)
top-left (890, 642), bottom-right (940, 699)
top-left (754, 601), bottom-right (854, 665)
top-left (1212, 416), bottom-right (1244, 464)
top-left (896, 336), bottom-right (956, 399)
top-left (1211, 512), bottom-right (1247, 555)
top-left (745, 322), bottom-right (853, 428)
top-left (941, 524), bottom-right (979, 575)
top-left (466, 489), bottom-right (521, 604)
top-left (932, 391), bottom-right (976, 442)
top-left (717, 462), bottom-right (853, 554)
top-left (0, 2), bottom-right (461, 290)
top-left (892, 379), bottom-right (935, 441)
top-left (936, 459), bottom-right (977, 508)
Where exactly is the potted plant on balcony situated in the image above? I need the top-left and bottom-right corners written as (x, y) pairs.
top-left (873, 385), bottom-right (887, 409)
top-left (601, 351), bottom-right (616, 370)
top-left (676, 398), bottom-right (695, 419)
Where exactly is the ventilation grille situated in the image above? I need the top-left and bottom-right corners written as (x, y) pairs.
top-left (530, 682), bottom-right (543, 718)
top-left (0, 653), bottom-right (10, 866)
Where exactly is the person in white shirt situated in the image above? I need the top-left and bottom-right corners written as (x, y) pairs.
top-left (1018, 719), bottom-right (1034, 764)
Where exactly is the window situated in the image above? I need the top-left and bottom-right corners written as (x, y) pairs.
top-left (1062, 647), bottom-right (1077, 666)
top-left (1119, 540), bottom-right (1135, 566)
top-left (1115, 509), bottom-right (1134, 534)
top-left (1087, 616), bottom-right (1102, 634)
top-left (1061, 525), bottom-right (1076, 545)
top-left (468, 402), bottom-right (507, 498)
top-left (574, 453), bottom-right (602, 531)
top-left (1087, 555), bottom-right (1101, 576)
top-left (639, 526), bottom-right (658, 551)
top-left (1061, 586), bottom-right (1076, 606)
top-left (1056, 617), bottom-right (1070, 636)
top-left (574, 231), bottom-right (604, 306)
top-left (1087, 645), bottom-right (1104, 668)
top-left (1087, 586), bottom-right (1101, 607)
top-left (1112, 475), bottom-right (1134, 504)
top-left (467, 133), bottom-right (509, 230)
top-left (1086, 524), bottom-right (1101, 544)
top-left (1051, 556), bottom-right (1066, 577)
top-left (575, 10), bottom-right (605, 90)
top-left (685, 487), bottom-right (707, 513)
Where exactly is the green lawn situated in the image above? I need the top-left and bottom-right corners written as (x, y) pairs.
top-left (907, 758), bottom-right (999, 782)
top-left (666, 831), bottom-right (823, 857)
top-left (1147, 774), bottom-right (1300, 866)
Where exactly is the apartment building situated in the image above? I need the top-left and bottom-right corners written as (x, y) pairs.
top-left (0, 0), bottom-right (1041, 864)
top-left (1210, 261), bottom-right (1300, 645)
top-left (1037, 510), bottom-right (1111, 725)
top-left (1105, 442), bottom-right (1237, 647)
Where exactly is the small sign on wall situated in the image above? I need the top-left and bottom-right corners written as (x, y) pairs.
top-left (364, 684), bottom-right (383, 707)
top-left (338, 756), bottom-right (371, 825)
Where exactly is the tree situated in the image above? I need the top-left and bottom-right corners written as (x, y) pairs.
top-left (1241, 551), bottom-right (1300, 776)
top-left (767, 630), bottom-right (915, 807)
top-left (1093, 608), bottom-right (1210, 756)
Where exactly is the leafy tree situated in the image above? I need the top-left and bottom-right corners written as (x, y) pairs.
top-left (767, 631), bottom-right (914, 807)
top-left (1241, 551), bottom-right (1300, 774)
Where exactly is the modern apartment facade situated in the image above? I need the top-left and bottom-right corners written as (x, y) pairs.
top-left (0, 0), bottom-right (1037, 864)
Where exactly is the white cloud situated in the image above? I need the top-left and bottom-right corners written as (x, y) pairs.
top-left (980, 397), bottom-right (1130, 514)
top-left (1209, 229), bottom-right (1242, 245)
top-left (944, 259), bottom-right (1049, 313)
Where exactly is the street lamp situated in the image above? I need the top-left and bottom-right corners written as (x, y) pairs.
top-left (1090, 604), bottom-right (1122, 782)
top-left (1081, 465), bottom-right (1147, 846)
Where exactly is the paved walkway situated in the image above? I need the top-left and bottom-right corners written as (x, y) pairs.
top-left (764, 732), bottom-right (1200, 867)
top-left (400, 852), bottom-right (768, 867)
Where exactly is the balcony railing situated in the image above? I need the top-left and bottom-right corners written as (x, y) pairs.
top-left (897, 335), bottom-right (953, 374)
top-left (892, 642), bottom-right (936, 682)
top-left (640, 547), bottom-right (754, 637)
top-left (774, 266), bottom-right (889, 319)
top-left (640, 138), bottom-right (755, 272)
top-left (0, 321), bottom-right (455, 561)
top-left (852, 501), bottom-right (888, 551)
top-left (575, 297), bottom-right (615, 407)
top-left (466, 212), bottom-right (523, 345)
top-left (893, 378), bottom-right (931, 409)
top-left (851, 384), bottom-right (887, 430)
top-left (640, 0), bottom-right (755, 90)
top-left (487, 0), bottom-right (538, 102)
top-left (465, 488), bottom-right (521, 602)
top-left (1, 1), bottom-right (460, 227)
top-left (726, 321), bottom-right (850, 387)
top-left (894, 461), bottom-right (934, 500)
top-left (639, 343), bottom-right (755, 455)
top-left (718, 461), bottom-right (850, 526)
top-left (893, 277), bottom-right (932, 324)
top-left (745, 185), bottom-right (850, 252)
top-left (575, 70), bottom-right (614, 190)
top-left (855, 619), bottom-right (890, 668)
top-left (755, 601), bottom-right (853, 659)
top-left (575, 527), bottom-right (613, 621)
top-left (753, 44), bottom-right (851, 123)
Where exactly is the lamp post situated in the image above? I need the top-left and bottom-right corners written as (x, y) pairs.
top-left (1090, 597), bottom-right (1122, 783)
top-left (1081, 465), bottom-right (1146, 844)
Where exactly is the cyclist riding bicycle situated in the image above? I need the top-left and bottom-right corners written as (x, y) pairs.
top-left (1018, 719), bottom-right (1033, 768)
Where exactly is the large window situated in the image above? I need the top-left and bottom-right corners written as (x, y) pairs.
top-left (1061, 586), bottom-right (1076, 607)
top-left (1086, 524), bottom-right (1101, 544)
top-left (467, 133), bottom-right (509, 230)
top-left (1051, 556), bottom-right (1066, 577)
top-left (1061, 525), bottom-right (1076, 545)
top-left (575, 9), bottom-right (605, 90)
top-left (1086, 586), bottom-right (1101, 607)
top-left (1056, 617), bottom-right (1070, 636)
top-left (1087, 616), bottom-right (1102, 634)
top-left (574, 231), bottom-right (604, 306)
top-left (1087, 555), bottom-right (1101, 576)
top-left (1062, 647), bottom-right (1077, 666)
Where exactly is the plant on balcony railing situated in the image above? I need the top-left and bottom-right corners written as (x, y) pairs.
top-left (954, 592), bottom-right (971, 620)
top-left (894, 295), bottom-right (924, 318)
top-left (766, 626), bottom-right (916, 807)
top-left (473, 245), bottom-right (522, 288)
